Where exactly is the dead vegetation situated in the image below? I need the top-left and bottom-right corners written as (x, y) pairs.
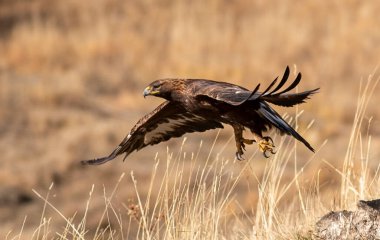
top-left (1, 0), bottom-right (380, 239)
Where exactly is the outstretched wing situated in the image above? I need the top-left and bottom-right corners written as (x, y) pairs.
top-left (81, 101), bottom-right (224, 165)
top-left (191, 66), bottom-right (318, 107)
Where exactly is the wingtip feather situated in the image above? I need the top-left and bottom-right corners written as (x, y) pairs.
top-left (303, 141), bottom-right (315, 153)
top-left (81, 146), bottom-right (122, 165)
top-left (81, 156), bottom-right (115, 165)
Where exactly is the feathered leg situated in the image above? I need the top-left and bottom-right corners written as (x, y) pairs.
top-left (232, 124), bottom-right (256, 160)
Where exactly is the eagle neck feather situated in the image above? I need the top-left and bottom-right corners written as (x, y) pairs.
top-left (168, 79), bottom-right (187, 102)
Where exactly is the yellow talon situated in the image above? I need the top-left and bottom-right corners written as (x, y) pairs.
top-left (258, 137), bottom-right (276, 158)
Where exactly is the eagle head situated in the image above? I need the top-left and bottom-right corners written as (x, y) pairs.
top-left (143, 79), bottom-right (184, 100)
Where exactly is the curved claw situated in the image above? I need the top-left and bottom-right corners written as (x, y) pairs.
top-left (270, 148), bottom-right (276, 155)
top-left (263, 149), bottom-right (271, 158)
top-left (235, 151), bottom-right (245, 161)
top-left (241, 142), bottom-right (246, 151)
top-left (263, 148), bottom-right (276, 158)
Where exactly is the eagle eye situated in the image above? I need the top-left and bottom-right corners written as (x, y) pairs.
top-left (152, 82), bottom-right (161, 89)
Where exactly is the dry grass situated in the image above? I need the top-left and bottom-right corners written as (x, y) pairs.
top-left (1, 0), bottom-right (380, 239)
top-left (5, 76), bottom-right (379, 239)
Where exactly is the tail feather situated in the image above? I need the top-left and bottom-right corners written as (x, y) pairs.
top-left (258, 102), bottom-right (315, 152)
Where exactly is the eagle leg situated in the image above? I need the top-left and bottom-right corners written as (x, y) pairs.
top-left (258, 136), bottom-right (276, 158)
top-left (232, 125), bottom-right (256, 160)
top-left (232, 125), bottom-right (244, 160)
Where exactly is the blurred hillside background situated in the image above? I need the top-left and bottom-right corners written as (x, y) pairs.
top-left (1, 0), bottom-right (380, 238)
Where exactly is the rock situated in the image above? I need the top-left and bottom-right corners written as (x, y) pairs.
top-left (315, 199), bottom-right (380, 239)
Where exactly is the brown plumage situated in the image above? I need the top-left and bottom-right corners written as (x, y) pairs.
top-left (82, 66), bottom-right (318, 165)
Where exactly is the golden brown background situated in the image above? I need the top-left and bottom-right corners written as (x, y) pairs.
top-left (1, 0), bottom-right (380, 238)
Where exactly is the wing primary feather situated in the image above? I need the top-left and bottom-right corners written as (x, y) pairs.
top-left (267, 66), bottom-right (290, 95)
top-left (246, 83), bottom-right (261, 100)
top-left (273, 72), bottom-right (302, 96)
top-left (260, 77), bottom-right (278, 97)
top-left (81, 146), bottom-right (122, 165)
top-left (263, 88), bottom-right (319, 107)
top-left (231, 83), bottom-right (260, 106)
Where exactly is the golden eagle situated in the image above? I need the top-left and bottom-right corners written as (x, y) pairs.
top-left (82, 66), bottom-right (318, 165)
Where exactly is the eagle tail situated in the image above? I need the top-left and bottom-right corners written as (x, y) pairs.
top-left (81, 146), bottom-right (122, 165)
top-left (258, 102), bottom-right (315, 152)
top-left (262, 88), bottom-right (319, 107)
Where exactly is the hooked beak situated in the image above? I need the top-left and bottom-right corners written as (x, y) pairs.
top-left (143, 86), bottom-right (160, 98)
top-left (143, 86), bottom-right (152, 98)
